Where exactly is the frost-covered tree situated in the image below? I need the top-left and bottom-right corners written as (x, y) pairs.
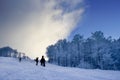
top-left (0, 46), bottom-right (18, 58)
top-left (46, 31), bottom-right (120, 70)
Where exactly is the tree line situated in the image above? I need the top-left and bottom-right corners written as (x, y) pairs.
top-left (0, 46), bottom-right (30, 60)
top-left (46, 31), bottom-right (120, 70)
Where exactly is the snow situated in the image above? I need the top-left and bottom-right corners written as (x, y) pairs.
top-left (0, 57), bottom-right (120, 80)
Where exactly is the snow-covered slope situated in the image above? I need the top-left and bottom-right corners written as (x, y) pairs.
top-left (0, 57), bottom-right (120, 80)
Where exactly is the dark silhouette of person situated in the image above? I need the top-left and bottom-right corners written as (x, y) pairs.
top-left (18, 53), bottom-right (22, 62)
top-left (19, 57), bottom-right (21, 62)
top-left (40, 56), bottom-right (46, 67)
top-left (35, 57), bottom-right (39, 66)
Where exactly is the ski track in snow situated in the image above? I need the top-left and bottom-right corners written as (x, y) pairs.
top-left (0, 57), bottom-right (120, 80)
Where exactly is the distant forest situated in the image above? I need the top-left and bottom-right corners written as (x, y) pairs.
top-left (0, 46), bottom-right (30, 59)
top-left (46, 31), bottom-right (120, 70)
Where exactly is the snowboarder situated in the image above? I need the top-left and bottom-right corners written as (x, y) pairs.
top-left (35, 57), bottom-right (39, 66)
top-left (40, 56), bottom-right (46, 67)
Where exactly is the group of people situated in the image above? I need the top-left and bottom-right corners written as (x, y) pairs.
top-left (18, 55), bottom-right (46, 67)
top-left (35, 56), bottom-right (46, 67)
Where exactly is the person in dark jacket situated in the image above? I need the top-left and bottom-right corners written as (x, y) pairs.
top-left (40, 56), bottom-right (46, 67)
top-left (19, 57), bottom-right (22, 62)
top-left (35, 57), bottom-right (39, 66)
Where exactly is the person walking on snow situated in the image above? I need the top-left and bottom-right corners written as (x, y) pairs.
top-left (35, 57), bottom-right (39, 66)
top-left (40, 56), bottom-right (46, 67)
top-left (19, 57), bottom-right (22, 62)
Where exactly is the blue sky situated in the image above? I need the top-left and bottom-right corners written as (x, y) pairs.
top-left (0, 0), bottom-right (84, 58)
top-left (69, 0), bottom-right (120, 39)
top-left (0, 0), bottom-right (120, 58)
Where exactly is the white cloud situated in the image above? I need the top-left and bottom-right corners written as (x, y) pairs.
top-left (0, 0), bottom-right (84, 59)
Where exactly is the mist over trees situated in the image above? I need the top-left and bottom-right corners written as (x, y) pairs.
top-left (46, 31), bottom-right (120, 70)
